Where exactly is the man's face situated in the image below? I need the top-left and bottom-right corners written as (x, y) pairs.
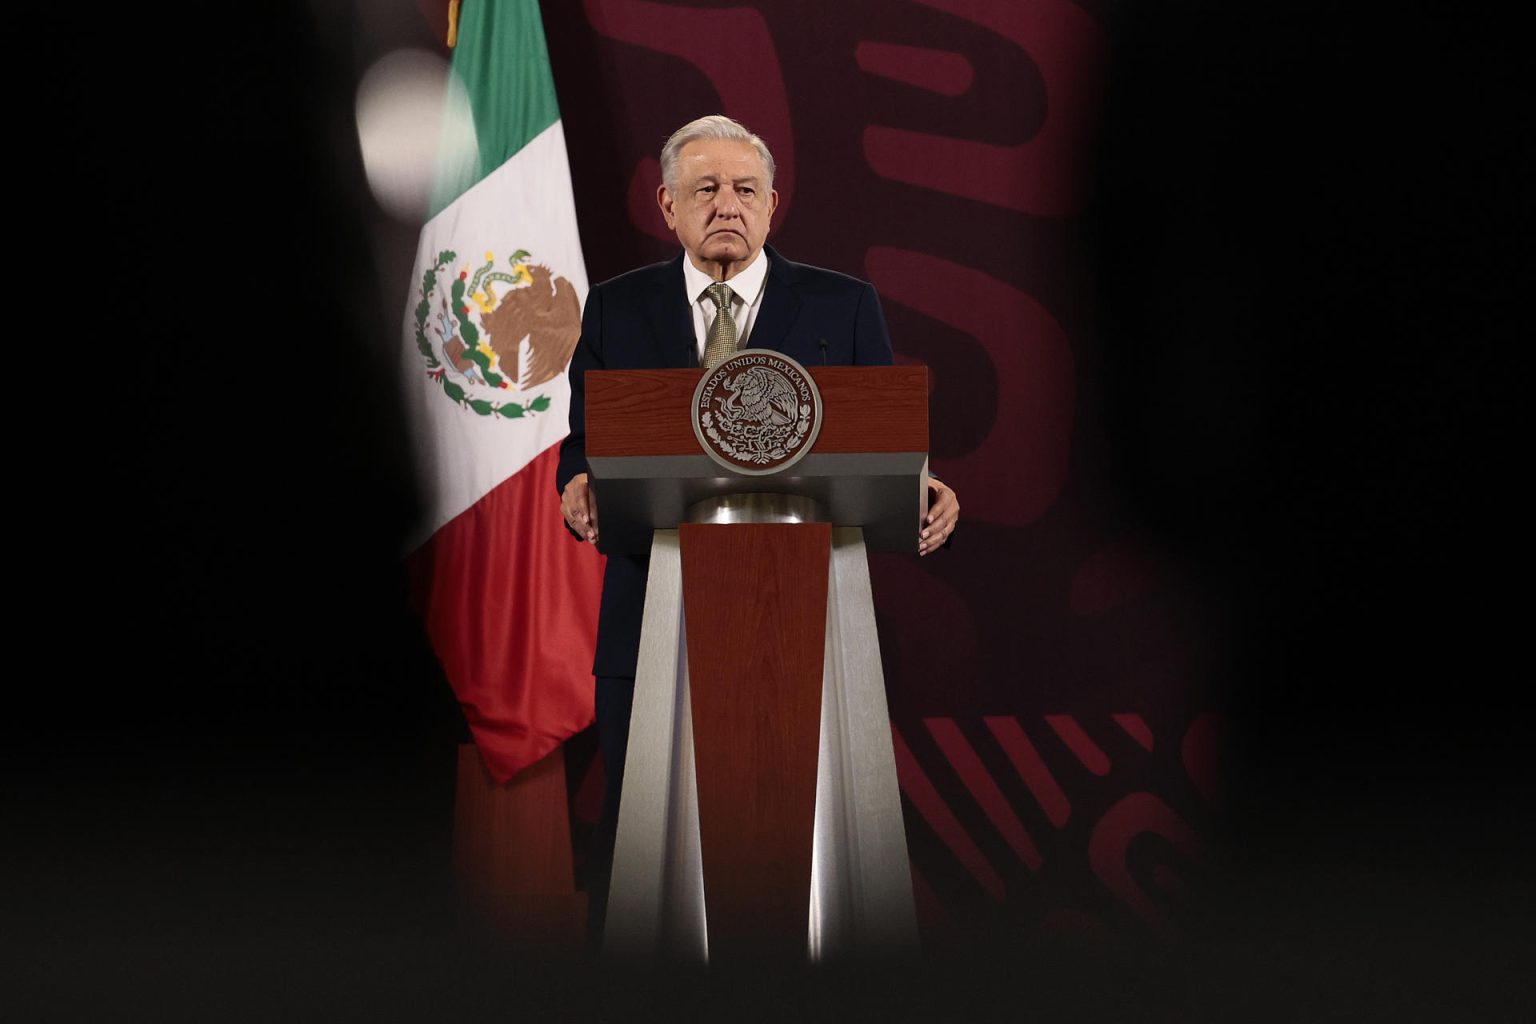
top-left (658, 138), bottom-right (779, 278)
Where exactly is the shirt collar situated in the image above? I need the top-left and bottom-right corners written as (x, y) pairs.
top-left (682, 247), bottom-right (770, 306)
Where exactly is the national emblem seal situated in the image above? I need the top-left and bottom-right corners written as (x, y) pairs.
top-left (692, 350), bottom-right (823, 475)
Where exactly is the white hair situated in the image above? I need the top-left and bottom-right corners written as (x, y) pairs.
top-left (659, 115), bottom-right (776, 193)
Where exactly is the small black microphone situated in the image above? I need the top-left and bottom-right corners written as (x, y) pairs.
top-left (817, 337), bottom-right (829, 365)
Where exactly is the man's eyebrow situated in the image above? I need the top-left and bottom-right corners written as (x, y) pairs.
top-left (689, 173), bottom-right (760, 185)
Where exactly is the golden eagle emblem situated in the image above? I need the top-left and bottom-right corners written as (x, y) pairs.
top-left (481, 263), bottom-right (582, 389)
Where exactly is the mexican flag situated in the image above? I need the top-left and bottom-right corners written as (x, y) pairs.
top-left (403, 0), bottom-right (603, 782)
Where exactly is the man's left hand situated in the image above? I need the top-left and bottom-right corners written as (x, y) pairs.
top-left (919, 478), bottom-right (959, 556)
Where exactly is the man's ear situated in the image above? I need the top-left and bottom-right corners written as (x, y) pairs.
top-left (657, 185), bottom-right (677, 229)
top-left (767, 188), bottom-right (779, 223)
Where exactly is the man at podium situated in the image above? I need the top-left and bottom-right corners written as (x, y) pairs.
top-left (555, 114), bottom-right (960, 905)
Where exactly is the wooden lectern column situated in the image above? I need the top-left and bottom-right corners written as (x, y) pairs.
top-left (679, 522), bottom-right (831, 960)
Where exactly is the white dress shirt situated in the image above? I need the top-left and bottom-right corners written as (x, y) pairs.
top-left (680, 249), bottom-right (770, 363)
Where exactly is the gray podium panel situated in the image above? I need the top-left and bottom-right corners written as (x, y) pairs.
top-left (809, 527), bottom-right (920, 959)
top-left (602, 531), bottom-right (708, 961)
top-left (587, 452), bottom-right (930, 555)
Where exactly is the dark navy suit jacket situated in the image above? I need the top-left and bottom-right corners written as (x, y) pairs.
top-left (555, 244), bottom-right (895, 678)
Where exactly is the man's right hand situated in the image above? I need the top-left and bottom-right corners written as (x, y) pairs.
top-left (561, 473), bottom-right (600, 545)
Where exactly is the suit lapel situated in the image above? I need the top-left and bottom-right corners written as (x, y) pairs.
top-left (645, 253), bottom-right (697, 368)
top-left (748, 244), bottom-right (802, 354)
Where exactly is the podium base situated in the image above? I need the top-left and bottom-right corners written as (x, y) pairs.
top-left (603, 526), bottom-right (918, 962)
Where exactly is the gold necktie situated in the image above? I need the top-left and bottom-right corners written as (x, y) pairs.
top-left (701, 282), bottom-right (738, 369)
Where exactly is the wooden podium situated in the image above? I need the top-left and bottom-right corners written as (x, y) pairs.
top-left (589, 361), bottom-right (924, 962)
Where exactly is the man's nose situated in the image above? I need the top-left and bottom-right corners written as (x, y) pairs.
top-left (713, 190), bottom-right (742, 217)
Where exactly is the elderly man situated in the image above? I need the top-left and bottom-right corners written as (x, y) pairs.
top-left (555, 115), bottom-right (959, 883)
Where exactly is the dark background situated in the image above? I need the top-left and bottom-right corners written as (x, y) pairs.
top-left (10, 0), bottom-right (1527, 1016)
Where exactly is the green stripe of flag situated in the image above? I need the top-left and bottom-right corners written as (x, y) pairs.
top-left (429, 0), bottom-right (563, 216)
